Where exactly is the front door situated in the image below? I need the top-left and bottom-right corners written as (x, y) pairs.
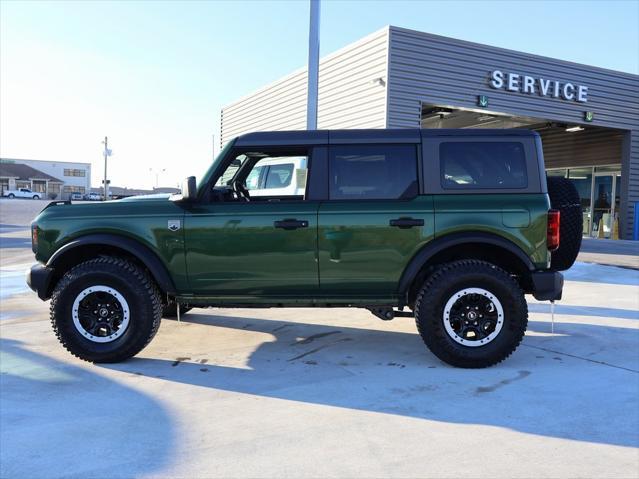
top-left (184, 148), bottom-right (319, 298)
top-left (318, 143), bottom-right (433, 298)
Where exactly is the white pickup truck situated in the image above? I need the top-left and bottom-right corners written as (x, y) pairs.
top-left (245, 156), bottom-right (307, 197)
top-left (2, 188), bottom-right (42, 199)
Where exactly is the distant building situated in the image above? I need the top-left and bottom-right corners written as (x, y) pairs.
top-left (0, 162), bottom-right (64, 198)
top-left (0, 158), bottom-right (91, 199)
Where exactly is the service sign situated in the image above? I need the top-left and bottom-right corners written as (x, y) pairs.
top-left (489, 70), bottom-right (588, 103)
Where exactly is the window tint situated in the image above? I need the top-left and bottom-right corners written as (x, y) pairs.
top-left (264, 164), bottom-right (294, 189)
top-left (440, 142), bottom-right (527, 189)
top-left (329, 145), bottom-right (418, 200)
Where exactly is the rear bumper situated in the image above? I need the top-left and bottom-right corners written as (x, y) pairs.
top-left (530, 270), bottom-right (563, 301)
top-left (26, 263), bottom-right (54, 300)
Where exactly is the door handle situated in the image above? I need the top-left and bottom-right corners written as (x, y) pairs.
top-left (389, 217), bottom-right (424, 229)
top-left (274, 219), bottom-right (309, 230)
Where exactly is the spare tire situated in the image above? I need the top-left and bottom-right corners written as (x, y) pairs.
top-left (547, 176), bottom-right (583, 271)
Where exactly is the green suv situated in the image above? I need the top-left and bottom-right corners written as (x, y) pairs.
top-left (26, 129), bottom-right (582, 368)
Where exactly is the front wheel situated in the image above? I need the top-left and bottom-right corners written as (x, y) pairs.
top-left (414, 260), bottom-right (528, 368)
top-left (50, 256), bottom-right (162, 363)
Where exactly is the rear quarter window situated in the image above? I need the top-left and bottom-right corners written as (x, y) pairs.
top-left (440, 142), bottom-right (527, 189)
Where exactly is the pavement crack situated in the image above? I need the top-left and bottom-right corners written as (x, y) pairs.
top-left (287, 338), bottom-right (351, 361)
top-left (523, 345), bottom-right (639, 373)
top-left (476, 370), bottom-right (531, 394)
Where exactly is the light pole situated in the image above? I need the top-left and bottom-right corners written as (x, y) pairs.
top-left (149, 168), bottom-right (166, 189)
top-left (101, 137), bottom-right (111, 200)
top-left (306, 0), bottom-right (320, 130)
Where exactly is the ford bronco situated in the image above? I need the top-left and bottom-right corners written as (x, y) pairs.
top-left (26, 129), bottom-right (582, 368)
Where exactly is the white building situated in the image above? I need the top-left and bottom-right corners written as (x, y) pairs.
top-left (0, 158), bottom-right (91, 200)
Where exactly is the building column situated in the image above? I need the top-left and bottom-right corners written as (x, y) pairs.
top-left (619, 130), bottom-right (632, 239)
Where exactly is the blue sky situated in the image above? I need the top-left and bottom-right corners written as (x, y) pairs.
top-left (1, 0), bottom-right (638, 189)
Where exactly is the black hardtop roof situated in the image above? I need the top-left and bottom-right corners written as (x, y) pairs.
top-left (234, 128), bottom-right (539, 146)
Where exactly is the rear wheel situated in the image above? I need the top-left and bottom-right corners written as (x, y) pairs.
top-left (50, 256), bottom-right (162, 363)
top-left (7, 193), bottom-right (14, 199)
top-left (547, 176), bottom-right (582, 271)
top-left (414, 260), bottom-right (528, 368)
top-left (32, 195), bottom-right (40, 200)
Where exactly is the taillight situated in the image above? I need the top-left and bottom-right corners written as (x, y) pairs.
top-left (31, 224), bottom-right (38, 253)
top-left (547, 210), bottom-right (560, 251)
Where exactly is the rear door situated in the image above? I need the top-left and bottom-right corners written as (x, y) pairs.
top-left (318, 142), bottom-right (434, 298)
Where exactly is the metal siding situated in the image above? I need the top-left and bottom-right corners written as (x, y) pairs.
top-left (387, 26), bottom-right (639, 238)
top-left (221, 28), bottom-right (389, 145)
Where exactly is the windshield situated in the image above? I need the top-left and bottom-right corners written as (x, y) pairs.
top-left (196, 139), bottom-right (236, 196)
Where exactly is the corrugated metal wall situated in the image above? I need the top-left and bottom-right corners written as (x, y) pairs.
top-left (220, 28), bottom-right (389, 145)
top-left (387, 26), bottom-right (639, 239)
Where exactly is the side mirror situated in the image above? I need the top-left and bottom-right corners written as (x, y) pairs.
top-left (171, 176), bottom-right (197, 202)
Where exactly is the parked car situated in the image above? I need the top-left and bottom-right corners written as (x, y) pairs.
top-left (27, 129), bottom-right (582, 368)
top-left (2, 188), bottom-right (41, 199)
top-left (84, 192), bottom-right (102, 201)
top-left (70, 192), bottom-right (83, 201)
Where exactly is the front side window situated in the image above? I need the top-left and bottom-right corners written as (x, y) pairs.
top-left (329, 145), bottom-right (418, 200)
top-left (440, 142), bottom-right (527, 189)
top-left (213, 150), bottom-right (308, 201)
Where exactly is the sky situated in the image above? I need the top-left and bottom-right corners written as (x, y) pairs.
top-left (1, 0), bottom-right (638, 190)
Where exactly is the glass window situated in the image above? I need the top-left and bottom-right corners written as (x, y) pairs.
top-left (547, 169), bottom-right (567, 178)
top-left (214, 151), bottom-right (308, 200)
top-left (264, 164), bottom-right (294, 189)
top-left (63, 168), bottom-right (86, 177)
top-left (216, 155), bottom-right (247, 187)
top-left (440, 142), bottom-right (527, 189)
top-left (329, 145), bottom-right (418, 200)
top-left (63, 186), bottom-right (86, 193)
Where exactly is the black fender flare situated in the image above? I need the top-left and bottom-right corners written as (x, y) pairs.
top-left (397, 232), bottom-right (535, 298)
top-left (47, 233), bottom-right (177, 294)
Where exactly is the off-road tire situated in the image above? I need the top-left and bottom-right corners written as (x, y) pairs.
top-left (50, 256), bottom-right (162, 363)
top-left (162, 303), bottom-right (192, 319)
top-left (547, 176), bottom-right (582, 271)
top-left (414, 260), bottom-right (528, 368)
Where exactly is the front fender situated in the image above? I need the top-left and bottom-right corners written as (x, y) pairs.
top-left (47, 234), bottom-right (177, 294)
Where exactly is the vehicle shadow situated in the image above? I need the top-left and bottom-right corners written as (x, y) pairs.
top-left (104, 310), bottom-right (638, 449)
top-left (0, 338), bottom-right (176, 479)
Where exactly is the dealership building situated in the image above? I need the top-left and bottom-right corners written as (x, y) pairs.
top-left (221, 26), bottom-right (639, 239)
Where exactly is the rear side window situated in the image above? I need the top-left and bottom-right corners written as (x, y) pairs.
top-left (440, 142), bottom-right (527, 189)
top-left (329, 145), bottom-right (418, 200)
